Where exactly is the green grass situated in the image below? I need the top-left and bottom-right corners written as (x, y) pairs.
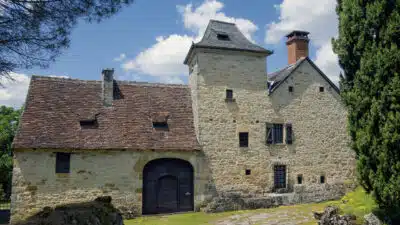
top-left (0, 201), bottom-right (10, 210)
top-left (125, 187), bottom-right (378, 225)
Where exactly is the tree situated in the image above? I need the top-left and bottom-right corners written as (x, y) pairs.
top-left (333, 0), bottom-right (400, 217)
top-left (0, 0), bottom-right (134, 79)
top-left (0, 106), bottom-right (21, 200)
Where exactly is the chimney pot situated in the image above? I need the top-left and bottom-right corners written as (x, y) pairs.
top-left (286, 30), bottom-right (310, 65)
top-left (102, 68), bottom-right (114, 107)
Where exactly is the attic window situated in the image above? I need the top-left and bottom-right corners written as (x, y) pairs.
top-left (288, 86), bottom-right (293, 92)
top-left (153, 122), bottom-right (169, 130)
top-left (217, 33), bottom-right (230, 41)
top-left (319, 86), bottom-right (325, 92)
top-left (80, 119), bottom-right (98, 129)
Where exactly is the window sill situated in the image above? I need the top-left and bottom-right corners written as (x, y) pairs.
top-left (56, 173), bottom-right (70, 178)
top-left (239, 146), bottom-right (249, 148)
top-left (225, 98), bottom-right (236, 103)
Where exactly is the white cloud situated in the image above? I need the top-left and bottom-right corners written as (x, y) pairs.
top-left (265, 0), bottom-right (341, 84)
top-left (122, 0), bottom-right (259, 83)
top-left (0, 74), bottom-right (70, 108)
top-left (0, 73), bottom-right (30, 108)
top-left (113, 53), bottom-right (126, 62)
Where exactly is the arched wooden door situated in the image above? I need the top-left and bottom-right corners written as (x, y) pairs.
top-left (142, 158), bottom-right (194, 214)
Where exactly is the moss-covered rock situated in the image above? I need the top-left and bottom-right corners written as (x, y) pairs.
top-left (15, 196), bottom-right (123, 225)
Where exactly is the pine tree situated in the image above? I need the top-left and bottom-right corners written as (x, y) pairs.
top-left (333, 0), bottom-right (400, 217)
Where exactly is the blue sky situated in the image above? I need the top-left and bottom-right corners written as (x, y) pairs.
top-left (1, 0), bottom-right (339, 107)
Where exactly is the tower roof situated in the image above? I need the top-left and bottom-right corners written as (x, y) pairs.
top-left (184, 20), bottom-right (272, 64)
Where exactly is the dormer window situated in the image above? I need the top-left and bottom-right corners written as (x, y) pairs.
top-left (153, 122), bottom-right (168, 130)
top-left (217, 33), bottom-right (230, 41)
top-left (80, 119), bottom-right (98, 129)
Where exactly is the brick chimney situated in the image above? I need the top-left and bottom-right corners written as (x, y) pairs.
top-left (286, 30), bottom-right (310, 65)
top-left (102, 68), bottom-right (114, 107)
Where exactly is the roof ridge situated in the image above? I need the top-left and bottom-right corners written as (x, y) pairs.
top-left (31, 75), bottom-right (189, 88)
top-left (209, 19), bottom-right (235, 25)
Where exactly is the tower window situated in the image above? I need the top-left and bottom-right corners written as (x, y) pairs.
top-left (320, 175), bottom-right (326, 184)
top-left (226, 89), bottom-right (233, 99)
top-left (297, 174), bottom-right (303, 184)
top-left (288, 86), bottom-right (294, 92)
top-left (217, 33), bottom-right (230, 41)
top-left (239, 132), bottom-right (249, 147)
top-left (245, 169), bottom-right (251, 175)
top-left (319, 86), bottom-right (325, 92)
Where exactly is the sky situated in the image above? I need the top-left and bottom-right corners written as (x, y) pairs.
top-left (0, 0), bottom-right (341, 108)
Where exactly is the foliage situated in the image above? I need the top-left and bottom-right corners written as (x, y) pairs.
top-left (0, 0), bottom-right (134, 79)
top-left (0, 105), bottom-right (21, 200)
top-left (332, 0), bottom-right (400, 217)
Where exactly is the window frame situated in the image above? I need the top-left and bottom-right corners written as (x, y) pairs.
top-left (274, 165), bottom-right (287, 189)
top-left (55, 152), bottom-right (71, 174)
top-left (226, 89), bottom-right (233, 100)
top-left (217, 33), bottom-right (230, 41)
top-left (239, 132), bottom-right (249, 147)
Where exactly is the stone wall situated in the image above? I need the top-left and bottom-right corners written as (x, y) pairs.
top-left (190, 49), bottom-right (356, 196)
top-left (203, 182), bottom-right (356, 213)
top-left (10, 150), bottom-right (208, 224)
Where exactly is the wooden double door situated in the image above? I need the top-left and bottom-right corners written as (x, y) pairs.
top-left (142, 158), bottom-right (194, 214)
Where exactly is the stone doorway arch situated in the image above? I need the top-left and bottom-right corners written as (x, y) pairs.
top-left (142, 158), bottom-right (194, 214)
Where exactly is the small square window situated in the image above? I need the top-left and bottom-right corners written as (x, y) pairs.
top-left (319, 86), bottom-right (324, 92)
top-left (217, 33), bottom-right (230, 41)
top-left (288, 86), bottom-right (294, 92)
top-left (320, 175), bottom-right (325, 184)
top-left (153, 122), bottom-right (169, 130)
top-left (56, 152), bottom-right (71, 174)
top-left (245, 169), bottom-right (251, 175)
top-left (297, 174), bottom-right (303, 184)
top-left (226, 89), bottom-right (233, 99)
top-left (239, 132), bottom-right (249, 147)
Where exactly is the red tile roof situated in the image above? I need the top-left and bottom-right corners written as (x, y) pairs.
top-left (13, 76), bottom-right (200, 151)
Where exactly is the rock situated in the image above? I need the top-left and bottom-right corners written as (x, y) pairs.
top-left (364, 213), bottom-right (382, 225)
top-left (14, 196), bottom-right (124, 225)
top-left (314, 206), bottom-right (356, 225)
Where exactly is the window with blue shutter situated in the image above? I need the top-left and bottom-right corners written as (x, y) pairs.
top-left (266, 123), bottom-right (273, 144)
top-left (286, 123), bottom-right (293, 144)
top-left (273, 124), bottom-right (283, 144)
top-left (56, 152), bottom-right (71, 174)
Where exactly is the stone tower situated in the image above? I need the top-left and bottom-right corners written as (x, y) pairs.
top-left (184, 20), bottom-right (275, 194)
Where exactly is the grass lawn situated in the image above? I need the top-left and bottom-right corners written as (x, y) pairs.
top-left (0, 202), bottom-right (10, 210)
top-left (125, 187), bottom-right (378, 225)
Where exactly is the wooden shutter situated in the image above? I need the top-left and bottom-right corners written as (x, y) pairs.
top-left (266, 123), bottom-right (273, 144)
top-left (286, 123), bottom-right (293, 144)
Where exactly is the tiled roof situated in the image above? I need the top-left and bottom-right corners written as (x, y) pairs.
top-left (13, 76), bottom-right (200, 151)
top-left (184, 20), bottom-right (272, 64)
top-left (267, 57), bottom-right (340, 94)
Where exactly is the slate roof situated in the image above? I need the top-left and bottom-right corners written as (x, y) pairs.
top-left (13, 76), bottom-right (200, 151)
top-left (267, 57), bottom-right (340, 94)
top-left (184, 20), bottom-right (272, 64)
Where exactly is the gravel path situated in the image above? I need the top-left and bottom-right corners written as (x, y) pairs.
top-left (215, 208), bottom-right (317, 225)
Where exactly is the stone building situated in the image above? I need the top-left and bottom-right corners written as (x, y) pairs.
top-left (11, 20), bottom-right (356, 223)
